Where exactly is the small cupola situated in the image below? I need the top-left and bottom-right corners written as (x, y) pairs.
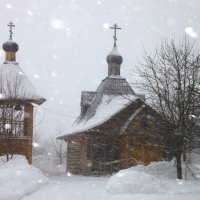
top-left (107, 23), bottom-right (123, 76)
top-left (107, 46), bottom-right (123, 65)
top-left (3, 22), bottom-right (19, 62)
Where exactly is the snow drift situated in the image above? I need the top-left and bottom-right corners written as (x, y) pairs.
top-left (107, 161), bottom-right (200, 194)
top-left (0, 155), bottom-right (48, 200)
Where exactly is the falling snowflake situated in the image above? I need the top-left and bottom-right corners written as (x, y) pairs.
top-left (50, 19), bottom-right (64, 29)
top-left (27, 11), bottom-right (33, 16)
top-left (18, 71), bottom-right (23, 75)
top-left (5, 4), bottom-right (12, 9)
top-left (49, 97), bottom-right (54, 101)
top-left (96, 1), bottom-right (101, 5)
top-left (33, 74), bottom-right (40, 79)
top-left (52, 54), bottom-right (58, 59)
top-left (5, 124), bottom-right (11, 130)
top-left (189, 114), bottom-right (196, 119)
top-left (0, 93), bottom-right (4, 99)
top-left (32, 142), bottom-right (39, 147)
top-left (67, 171), bottom-right (72, 176)
top-left (38, 179), bottom-right (43, 183)
top-left (103, 23), bottom-right (110, 29)
top-left (185, 27), bottom-right (198, 38)
top-left (51, 71), bottom-right (58, 77)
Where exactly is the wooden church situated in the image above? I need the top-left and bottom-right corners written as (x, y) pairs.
top-left (58, 24), bottom-right (173, 175)
top-left (0, 23), bottom-right (45, 163)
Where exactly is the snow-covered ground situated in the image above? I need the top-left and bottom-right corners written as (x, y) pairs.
top-left (107, 161), bottom-right (200, 195)
top-left (0, 156), bottom-right (48, 200)
top-left (22, 175), bottom-right (200, 200)
top-left (1, 156), bottom-right (200, 200)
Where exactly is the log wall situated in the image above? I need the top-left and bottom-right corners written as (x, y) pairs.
top-left (0, 138), bottom-right (32, 163)
top-left (0, 103), bottom-right (34, 164)
top-left (65, 99), bottom-right (173, 175)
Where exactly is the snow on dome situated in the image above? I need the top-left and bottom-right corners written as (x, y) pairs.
top-left (62, 94), bottom-right (138, 136)
top-left (109, 46), bottom-right (121, 56)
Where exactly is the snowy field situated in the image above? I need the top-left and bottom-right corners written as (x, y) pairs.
top-left (1, 156), bottom-right (200, 200)
top-left (0, 156), bottom-right (48, 200)
top-left (22, 175), bottom-right (200, 200)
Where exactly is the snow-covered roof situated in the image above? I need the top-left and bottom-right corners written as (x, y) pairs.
top-left (77, 76), bottom-right (135, 123)
top-left (57, 72), bottom-right (140, 140)
top-left (58, 41), bottom-right (142, 139)
top-left (58, 95), bottom-right (138, 139)
top-left (0, 62), bottom-right (45, 105)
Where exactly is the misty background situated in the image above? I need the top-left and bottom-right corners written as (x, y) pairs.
top-left (0, 0), bottom-right (199, 138)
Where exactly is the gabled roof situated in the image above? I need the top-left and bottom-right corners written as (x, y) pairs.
top-left (57, 73), bottom-right (144, 140)
top-left (0, 62), bottom-right (45, 105)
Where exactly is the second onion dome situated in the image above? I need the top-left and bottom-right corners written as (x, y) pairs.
top-left (106, 45), bottom-right (123, 65)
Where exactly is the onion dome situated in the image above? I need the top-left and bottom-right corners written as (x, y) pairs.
top-left (3, 39), bottom-right (19, 52)
top-left (106, 45), bottom-right (123, 65)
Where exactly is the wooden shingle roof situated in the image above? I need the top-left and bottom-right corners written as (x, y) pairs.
top-left (78, 76), bottom-right (135, 122)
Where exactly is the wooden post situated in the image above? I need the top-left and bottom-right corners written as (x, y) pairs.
top-left (24, 103), bottom-right (33, 164)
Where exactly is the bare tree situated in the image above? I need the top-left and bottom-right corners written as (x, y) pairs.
top-left (33, 131), bottom-right (42, 144)
top-left (47, 136), bottom-right (67, 165)
top-left (135, 37), bottom-right (200, 179)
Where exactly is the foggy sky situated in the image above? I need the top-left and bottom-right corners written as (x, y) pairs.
top-left (0, 0), bottom-right (199, 138)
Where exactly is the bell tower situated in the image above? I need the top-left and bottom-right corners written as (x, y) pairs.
top-left (0, 23), bottom-right (46, 164)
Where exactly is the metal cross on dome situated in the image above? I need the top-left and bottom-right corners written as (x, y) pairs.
top-left (7, 22), bottom-right (15, 40)
top-left (109, 23), bottom-right (122, 47)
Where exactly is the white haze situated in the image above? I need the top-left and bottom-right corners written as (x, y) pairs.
top-left (0, 0), bottom-right (199, 138)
